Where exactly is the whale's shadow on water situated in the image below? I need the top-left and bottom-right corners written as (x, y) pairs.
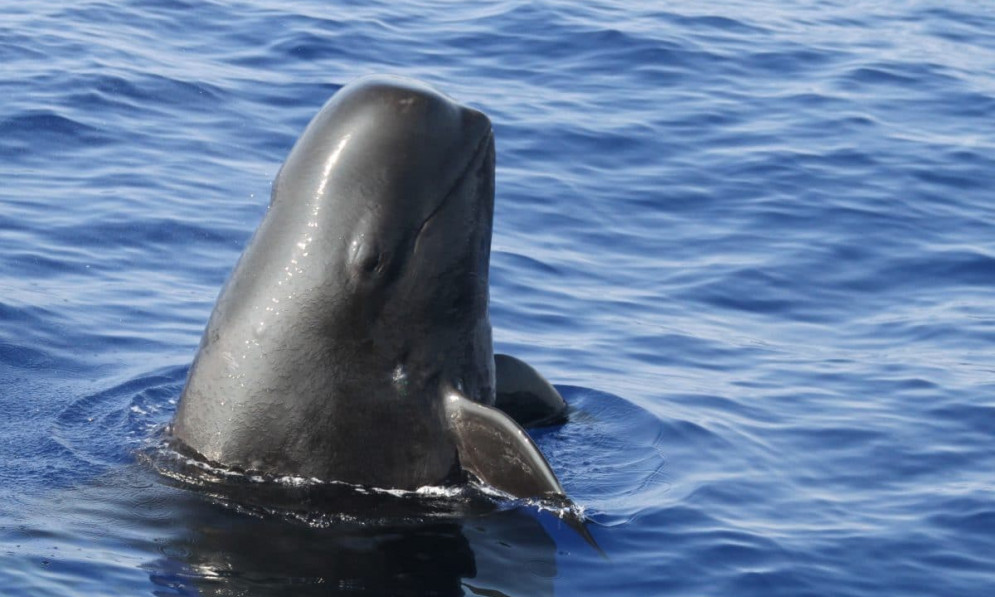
top-left (142, 483), bottom-right (558, 596)
top-left (138, 449), bottom-right (559, 596)
top-left (20, 458), bottom-right (560, 596)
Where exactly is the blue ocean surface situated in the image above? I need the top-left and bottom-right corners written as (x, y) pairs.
top-left (2, 0), bottom-right (995, 595)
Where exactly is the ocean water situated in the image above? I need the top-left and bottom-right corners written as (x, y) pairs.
top-left (2, 0), bottom-right (994, 595)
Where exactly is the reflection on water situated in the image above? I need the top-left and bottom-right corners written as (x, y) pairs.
top-left (4, 465), bottom-right (558, 596)
top-left (152, 500), bottom-right (555, 596)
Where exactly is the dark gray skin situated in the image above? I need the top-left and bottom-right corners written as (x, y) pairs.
top-left (171, 76), bottom-right (567, 498)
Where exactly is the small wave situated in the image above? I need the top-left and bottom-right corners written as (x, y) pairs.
top-left (0, 109), bottom-right (112, 153)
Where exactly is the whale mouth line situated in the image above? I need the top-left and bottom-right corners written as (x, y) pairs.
top-left (413, 127), bottom-right (493, 243)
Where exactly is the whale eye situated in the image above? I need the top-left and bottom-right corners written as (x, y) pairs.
top-left (361, 250), bottom-right (383, 274)
top-left (349, 236), bottom-right (390, 279)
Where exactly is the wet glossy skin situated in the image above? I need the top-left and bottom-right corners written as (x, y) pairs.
top-left (171, 76), bottom-right (497, 489)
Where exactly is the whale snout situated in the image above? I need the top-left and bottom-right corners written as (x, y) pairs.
top-left (336, 75), bottom-right (493, 171)
top-left (273, 75), bottom-right (493, 215)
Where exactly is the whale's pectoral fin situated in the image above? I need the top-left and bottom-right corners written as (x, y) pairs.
top-left (494, 354), bottom-right (568, 428)
top-left (445, 389), bottom-right (564, 499)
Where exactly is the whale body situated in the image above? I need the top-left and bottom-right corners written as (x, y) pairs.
top-left (170, 76), bottom-right (568, 498)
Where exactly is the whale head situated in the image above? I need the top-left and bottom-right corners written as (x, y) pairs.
top-left (172, 76), bottom-right (496, 488)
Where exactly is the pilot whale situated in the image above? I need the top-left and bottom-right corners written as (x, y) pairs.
top-left (170, 76), bottom-right (568, 499)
